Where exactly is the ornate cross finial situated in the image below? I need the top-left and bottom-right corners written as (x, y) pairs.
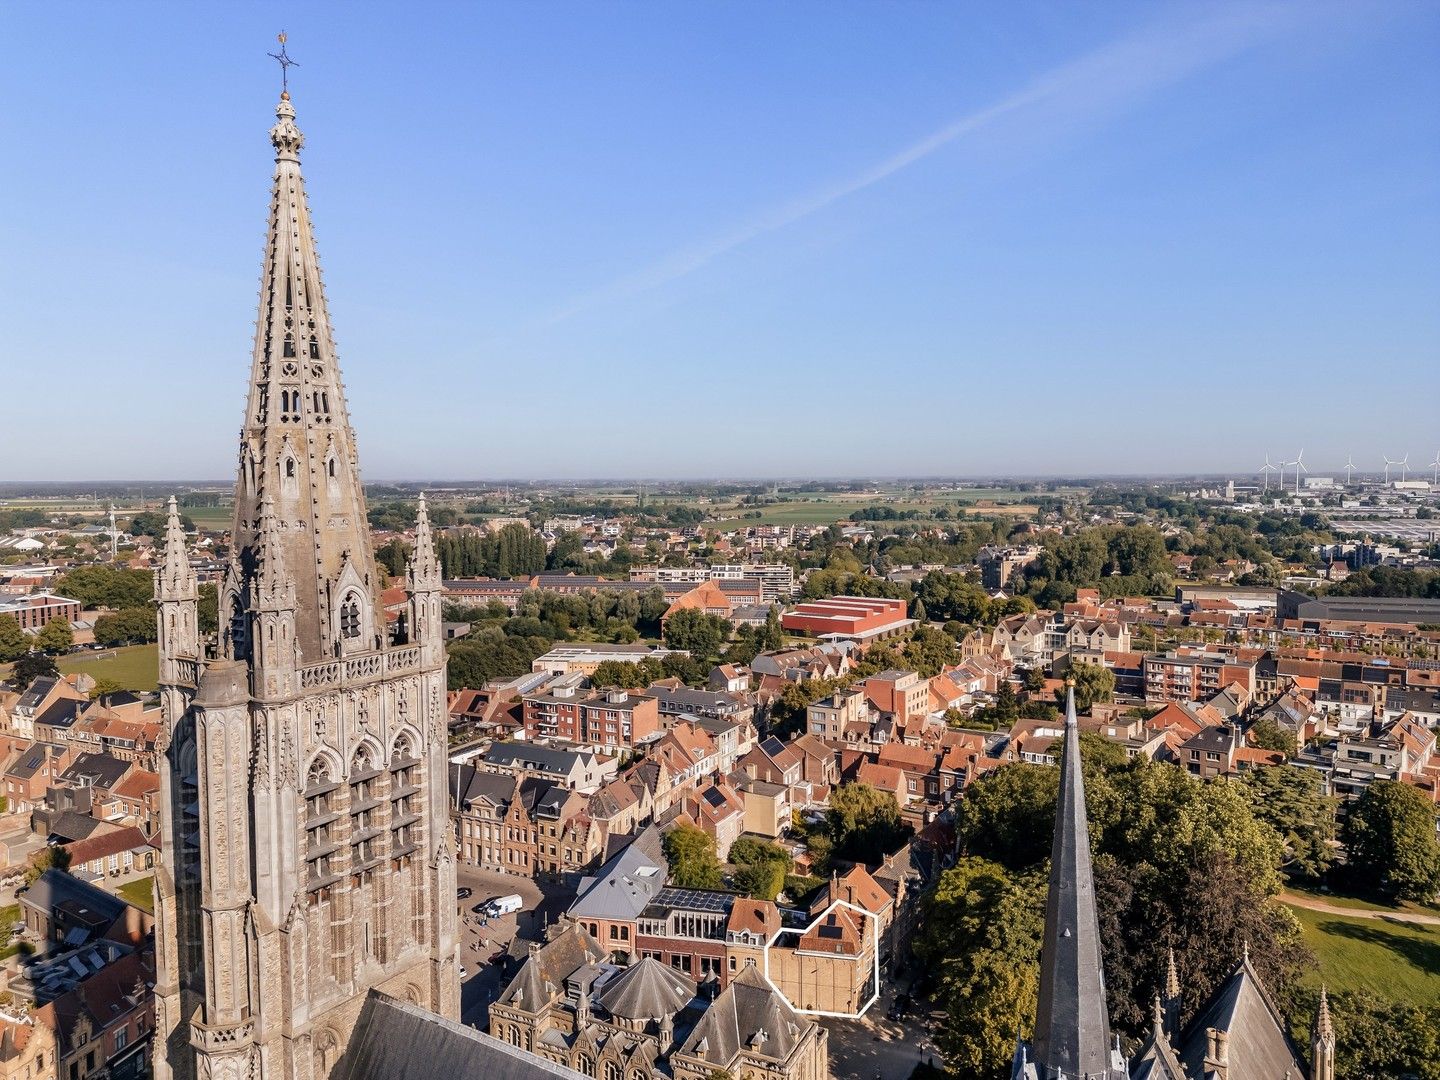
top-left (268, 32), bottom-right (299, 97)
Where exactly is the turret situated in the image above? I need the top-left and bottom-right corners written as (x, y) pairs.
top-left (406, 492), bottom-right (445, 661)
top-left (1163, 947), bottom-right (1181, 1038)
top-left (250, 492), bottom-right (298, 699)
top-left (155, 496), bottom-right (200, 683)
top-left (1311, 985), bottom-right (1335, 1080)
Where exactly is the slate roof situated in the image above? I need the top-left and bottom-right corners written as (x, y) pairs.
top-left (341, 991), bottom-right (587, 1079)
top-left (61, 752), bottom-right (132, 790)
top-left (596, 956), bottom-right (695, 1020)
top-left (569, 825), bottom-right (667, 921)
top-left (678, 965), bottom-right (809, 1066)
top-left (498, 924), bottom-right (608, 1012)
top-left (1175, 954), bottom-right (1304, 1079)
top-left (19, 869), bottom-right (126, 930)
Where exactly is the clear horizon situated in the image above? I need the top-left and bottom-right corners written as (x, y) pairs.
top-left (3, 1), bottom-right (1438, 481)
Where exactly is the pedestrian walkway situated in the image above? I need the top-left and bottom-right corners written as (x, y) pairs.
top-left (1282, 890), bottom-right (1440, 926)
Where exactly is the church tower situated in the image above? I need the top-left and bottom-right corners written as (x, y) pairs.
top-left (1013, 685), bottom-right (1129, 1080)
top-left (154, 86), bottom-right (458, 1080)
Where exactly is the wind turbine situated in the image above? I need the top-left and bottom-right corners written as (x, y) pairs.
top-left (1290, 449), bottom-right (1313, 498)
top-left (1399, 453), bottom-right (1410, 483)
top-left (1384, 455), bottom-right (1400, 484)
top-left (1428, 451), bottom-right (1440, 485)
top-left (1344, 454), bottom-right (1356, 486)
top-left (1259, 454), bottom-right (1279, 493)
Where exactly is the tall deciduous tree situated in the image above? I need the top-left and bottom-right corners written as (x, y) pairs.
top-left (1242, 764), bottom-right (1337, 880)
top-left (34, 617), bottom-right (73, 654)
top-left (0, 614), bottom-right (26, 663)
top-left (916, 858), bottom-right (1046, 1078)
top-left (828, 782), bottom-right (910, 860)
top-left (1342, 779), bottom-right (1440, 902)
top-left (663, 823), bottom-right (724, 890)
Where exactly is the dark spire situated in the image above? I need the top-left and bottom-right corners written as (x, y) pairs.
top-left (1031, 685), bottom-right (1125, 1078)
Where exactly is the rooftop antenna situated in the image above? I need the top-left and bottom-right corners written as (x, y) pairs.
top-left (1259, 453), bottom-right (1279, 493)
top-left (1344, 453), bottom-right (1356, 486)
top-left (267, 32), bottom-right (299, 96)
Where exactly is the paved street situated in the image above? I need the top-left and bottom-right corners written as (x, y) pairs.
top-left (821, 983), bottom-right (943, 1080)
top-left (453, 866), bottom-right (575, 1029)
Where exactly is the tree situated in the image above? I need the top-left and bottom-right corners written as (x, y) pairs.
top-left (828, 782), bottom-right (910, 861)
top-left (956, 763), bottom-right (1059, 869)
top-left (1323, 989), bottom-right (1440, 1080)
top-left (94, 607), bottom-right (158, 647)
top-left (24, 844), bottom-right (70, 885)
top-left (13, 652), bottom-right (59, 685)
top-left (1248, 717), bottom-right (1296, 758)
top-left (1059, 662), bottom-right (1114, 712)
top-left (1242, 764), bottom-right (1337, 880)
top-left (1023, 667), bottom-right (1047, 693)
top-left (916, 858), bottom-right (1046, 1078)
top-left (760, 605), bottom-right (784, 651)
top-left (54, 566), bottom-right (153, 609)
top-left (129, 510), bottom-right (194, 539)
top-left (1342, 779), bottom-right (1440, 901)
top-left (662, 608), bottom-right (729, 658)
top-left (0, 614), bottom-right (26, 663)
top-left (198, 583), bottom-right (219, 635)
top-left (944, 747), bottom-right (1307, 1044)
top-left (35, 617), bottom-right (73, 654)
top-left (662, 823), bottom-right (723, 889)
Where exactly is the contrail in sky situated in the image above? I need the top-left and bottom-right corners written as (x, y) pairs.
top-left (533, 3), bottom-right (1306, 328)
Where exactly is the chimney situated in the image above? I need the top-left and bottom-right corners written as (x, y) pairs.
top-left (1204, 1028), bottom-right (1230, 1079)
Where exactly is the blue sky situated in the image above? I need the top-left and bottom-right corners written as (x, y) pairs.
top-left (2, 2), bottom-right (1437, 481)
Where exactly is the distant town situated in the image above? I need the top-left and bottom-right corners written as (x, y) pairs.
top-left (2, 461), bottom-right (1439, 1078)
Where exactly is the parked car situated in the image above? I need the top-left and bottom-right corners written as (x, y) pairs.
top-left (457, 887), bottom-right (473, 901)
top-left (887, 994), bottom-right (911, 1021)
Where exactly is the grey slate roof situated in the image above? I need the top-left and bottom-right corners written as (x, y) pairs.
top-left (498, 924), bottom-right (608, 1012)
top-left (60, 752), bottom-right (131, 790)
top-left (569, 825), bottom-right (667, 922)
top-left (19, 868), bottom-right (126, 928)
top-left (1176, 955), bottom-right (1304, 1080)
top-left (1028, 687), bottom-right (1125, 1079)
top-left (678, 965), bottom-right (808, 1066)
top-left (596, 956), bottom-right (695, 1020)
top-left (341, 991), bottom-right (586, 1079)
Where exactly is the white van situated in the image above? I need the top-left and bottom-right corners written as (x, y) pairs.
top-left (486, 893), bottom-right (524, 917)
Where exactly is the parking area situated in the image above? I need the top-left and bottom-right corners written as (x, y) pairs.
top-left (453, 866), bottom-right (575, 1029)
top-left (820, 983), bottom-right (942, 1080)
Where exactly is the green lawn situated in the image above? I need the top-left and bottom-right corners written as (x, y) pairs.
top-left (117, 876), bottom-right (154, 913)
top-left (1286, 903), bottom-right (1440, 1003)
top-left (58, 644), bottom-right (159, 692)
top-left (183, 505), bottom-right (234, 529)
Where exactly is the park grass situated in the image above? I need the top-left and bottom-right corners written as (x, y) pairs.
top-left (58, 644), bottom-right (159, 692)
top-left (1286, 903), bottom-right (1440, 1004)
top-left (117, 876), bottom-right (155, 913)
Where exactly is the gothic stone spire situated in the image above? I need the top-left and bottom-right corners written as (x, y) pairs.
top-left (156, 496), bottom-right (197, 601)
top-left (230, 91), bottom-right (378, 663)
top-left (1030, 685), bottom-right (1125, 1078)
